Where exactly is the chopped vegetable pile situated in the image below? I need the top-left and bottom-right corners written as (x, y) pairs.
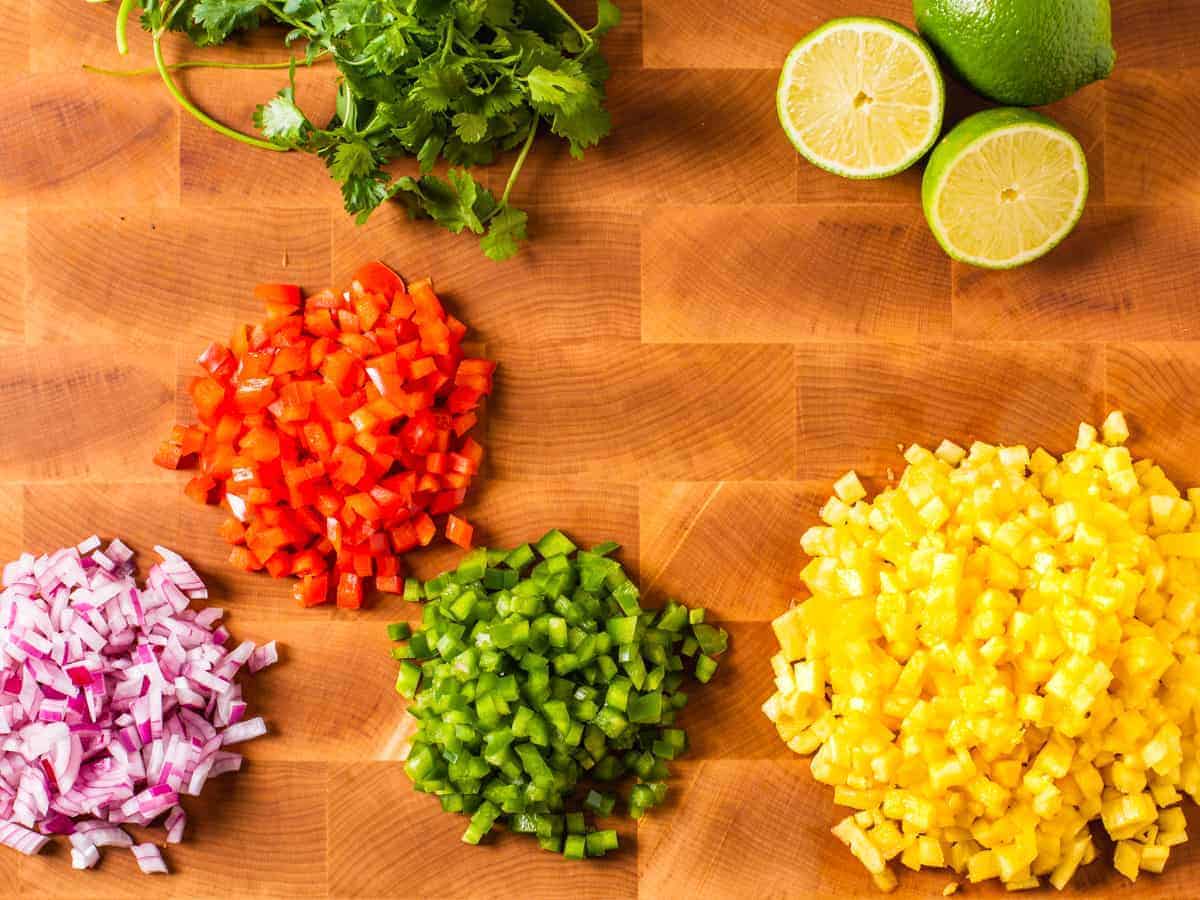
top-left (102, 0), bottom-right (621, 259)
top-left (390, 530), bottom-right (728, 856)
top-left (0, 537), bottom-right (277, 873)
top-left (154, 262), bottom-right (492, 610)
top-left (765, 412), bottom-right (1200, 892)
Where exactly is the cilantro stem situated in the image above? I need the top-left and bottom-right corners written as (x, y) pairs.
top-left (151, 32), bottom-right (287, 152)
top-left (499, 119), bottom-right (538, 209)
top-left (542, 0), bottom-right (593, 48)
top-left (84, 53), bottom-right (329, 77)
top-left (115, 0), bottom-right (135, 55)
top-left (263, 1), bottom-right (318, 37)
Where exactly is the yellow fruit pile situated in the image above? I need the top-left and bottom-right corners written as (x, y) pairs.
top-left (764, 413), bottom-right (1199, 891)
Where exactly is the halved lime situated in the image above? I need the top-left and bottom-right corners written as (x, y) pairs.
top-left (922, 108), bottom-right (1088, 269)
top-left (776, 17), bottom-right (945, 179)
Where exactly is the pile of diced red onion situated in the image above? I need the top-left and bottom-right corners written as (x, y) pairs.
top-left (0, 537), bottom-right (278, 873)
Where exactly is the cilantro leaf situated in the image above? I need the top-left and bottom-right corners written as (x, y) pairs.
top-left (254, 88), bottom-right (311, 147)
top-left (328, 141), bottom-right (380, 182)
top-left (526, 63), bottom-right (594, 114)
top-left (122, 0), bottom-right (622, 259)
top-left (480, 206), bottom-right (529, 261)
top-left (191, 0), bottom-right (268, 45)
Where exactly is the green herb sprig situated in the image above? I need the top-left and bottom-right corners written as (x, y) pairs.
top-left (97, 0), bottom-right (620, 259)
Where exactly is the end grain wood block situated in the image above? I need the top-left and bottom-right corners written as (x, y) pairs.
top-left (0, 0), bottom-right (29, 84)
top-left (796, 343), bottom-right (1106, 482)
top-left (638, 482), bottom-right (812, 621)
top-left (637, 767), bottom-right (1200, 899)
top-left (0, 486), bottom-right (21, 562)
top-left (458, 479), bottom-right (640, 570)
top-left (0, 346), bottom-right (176, 482)
top-left (327, 762), bottom-right (637, 899)
top-left (642, 206), bottom-right (950, 343)
top-left (680, 622), bottom-right (796, 762)
top-left (18, 762), bottom-right (329, 899)
top-left (953, 206), bottom-right (1200, 341)
top-left (27, 208), bottom-right (332, 346)
top-left (230, 616), bottom-right (408, 764)
top-left (560, 0), bottom-right (643, 70)
top-left (1106, 69), bottom-right (1200, 206)
top-left (1106, 344), bottom-right (1200, 489)
top-left (1, 73), bottom-right (178, 207)
top-left (643, 0), bottom-right (912, 69)
top-left (332, 204), bottom-right (641, 345)
top-left (636, 759), bottom-right (849, 897)
top-left (31, 0), bottom-right (190, 72)
top-left (0, 211), bottom-right (26, 343)
top-left (1113, 0), bottom-right (1200, 70)
top-left (179, 65), bottom-right (341, 208)
top-left (505, 70), bottom-right (795, 207)
top-left (488, 344), bottom-right (795, 481)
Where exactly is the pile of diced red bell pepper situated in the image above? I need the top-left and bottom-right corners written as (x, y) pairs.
top-left (153, 262), bottom-right (493, 609)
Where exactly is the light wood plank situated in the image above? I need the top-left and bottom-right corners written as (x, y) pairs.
top-left (1106, 344), bottom-right (1200, 488)
top-left (333, 204), bottom-right (641, 345)
top-left (1, 73), bottom-right (178, 207)
top-left (796, 342), bottom-right (1107, 483)
top-left (1107, 68), bottom-right (1200, 205)
top-left (0, 210), bottom-right (26, 343)
top-left (638, 481), bottom-right (812, 621)
top-left (27, 208), bottom-right (331, 345)
top-left (327, 762), bottom-right (637, 899)
top-left (489, 344), bottom-right (796, 481)
top-left (0, 346), bottom-right (176, 482)
top-left (644, 0), bottom-right (912, 70)
top-left (18, 763), bottom-right (328, 898)
top-left (642, 206), bottom-right (951, 342)
top-left (507, 70), bottom-right (797, 207)
top-left (1113, 0), bottom-right (1200, 70)
top-left (953, 206), bottom-right (1200, 341)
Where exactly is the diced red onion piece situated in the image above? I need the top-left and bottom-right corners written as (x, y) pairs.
top-left (221, 717), bottom-right (266, 747)
top-left (0, 540), bottom-right (276, 874)
top-left (248, 641), bottom-right (278, 673)
top-left (132, 842), bottom-right (168, 874)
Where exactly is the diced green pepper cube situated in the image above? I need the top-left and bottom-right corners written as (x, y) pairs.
top-left (403, 577), bottom-right (424, 602)
top-left (563, 834), bottom-right (586, 860)
top-left (693, 624), bottom-right (728, 657)
top-left (505, 543), bottom-right (536, 571)
top-left (584, 789), bottom-right (616, 816)
top-left (387, 622), bottom-right (412, 641)
top-left (565, 811), bottom-right (586, 835)
top-left (688, 607), bottom-right (705, 625)
top-left (606, 615), bottom-right (639, 645)
top-left (461, 800), bottom-right (500, 845)
top-left (586, 829), bottom-right (619, 856)
top-left (590, 541), bottom-right (620, 557)
top-left (395, 662), bottom-right (421, 699)
top-left (695, 654), bottom-right (718, 683)
top-left (536, 529), bottom-right (578, 559)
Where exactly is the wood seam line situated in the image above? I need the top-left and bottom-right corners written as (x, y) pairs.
top-left (641, 481), bottom-right (725, 595)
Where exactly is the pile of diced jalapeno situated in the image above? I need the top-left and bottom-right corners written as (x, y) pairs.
top-left (388, 530), bottom-right (729, 857)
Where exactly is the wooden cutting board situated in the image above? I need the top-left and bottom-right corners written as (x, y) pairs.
top-left (2, 0), bottom-right (1199, 897)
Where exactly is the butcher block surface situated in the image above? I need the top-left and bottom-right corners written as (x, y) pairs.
top-left (3, 0), bottom-right (1200, 897)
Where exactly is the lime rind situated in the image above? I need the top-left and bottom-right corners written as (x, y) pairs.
top-left (776, 16), bottom-right (946, 180)
top-left (922, 110), bottom-right (1088, 270)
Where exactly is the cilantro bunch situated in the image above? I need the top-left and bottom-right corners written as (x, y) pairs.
top-left (111, 0), bottom-right (620, 259)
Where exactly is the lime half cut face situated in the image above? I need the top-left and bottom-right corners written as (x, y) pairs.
top-left (776, 17), bottom-right (945, 179)
top-left (922, 108), bottom-right (1089, 269)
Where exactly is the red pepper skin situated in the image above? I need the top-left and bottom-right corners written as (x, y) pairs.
top-left (156, 264), bottom-right (491, 608)
top-left (446, 515), bottom-right (474, 549)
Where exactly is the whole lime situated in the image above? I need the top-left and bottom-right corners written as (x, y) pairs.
top-left (913, 0), bottom-right (1115, 106)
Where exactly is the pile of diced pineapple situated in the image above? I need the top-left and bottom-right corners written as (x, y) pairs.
top-left (764, 412), bottom-right (1200, 892)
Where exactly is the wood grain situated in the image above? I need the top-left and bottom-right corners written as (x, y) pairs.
top-left (641, 206), bottom-right (951, 342)
top-left (26, 208), bottom-right (332, 346)
top-left (10, 1), bottom-right (1200, 897)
